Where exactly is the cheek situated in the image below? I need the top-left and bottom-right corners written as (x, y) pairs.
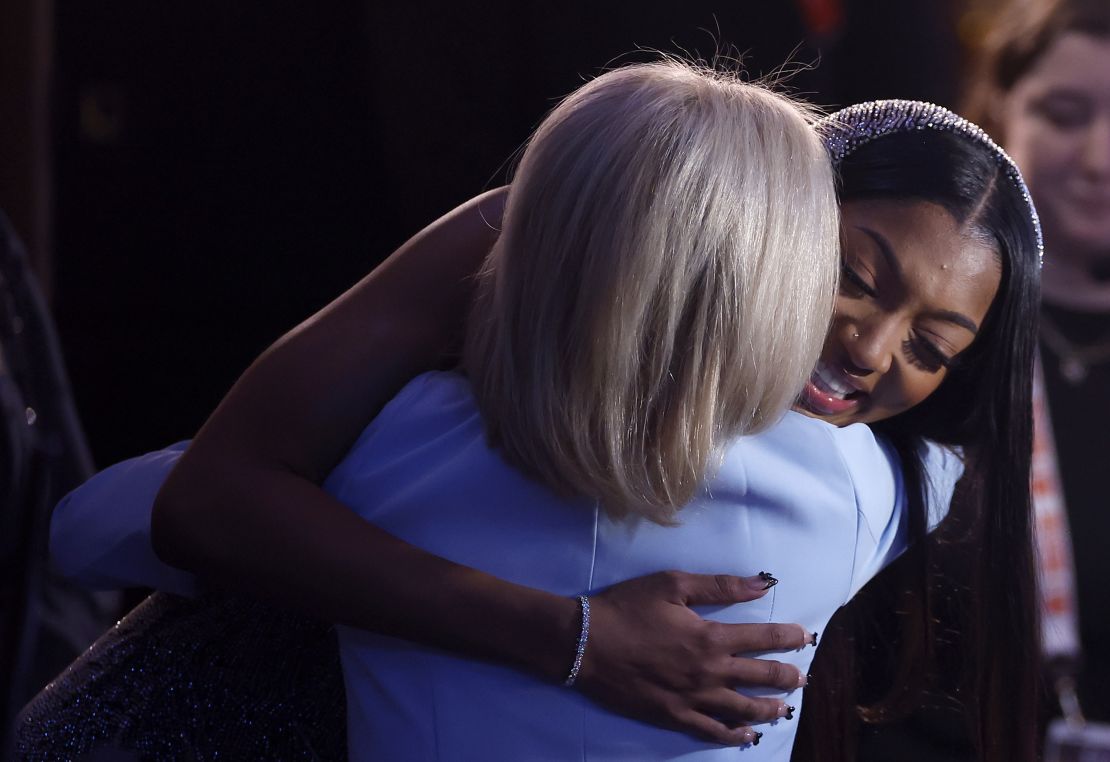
top-left (1006, 111), bottom-right (1077, 177)
top-left (1017, 127), bottom-right (1078, 184)
top-left (901, 372), bottom-right (946, 411)
top-left (877, 370), bottom-right (946, 419)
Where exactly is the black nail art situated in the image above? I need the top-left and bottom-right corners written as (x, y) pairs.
top-left (785, 705), bottom-right (796, 720)
top-left (752, 731), bottom-right (763, 746)
top-left (812, 631), bottom-right (819, 647)
top-left (758, 571), bottom-right (779, 589)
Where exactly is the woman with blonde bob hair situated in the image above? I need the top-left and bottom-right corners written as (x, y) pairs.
top-left (465, 60), bottom-right (838, 521)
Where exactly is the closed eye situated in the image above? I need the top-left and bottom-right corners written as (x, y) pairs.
top-left (901, 334), bottom-right (953, 373)
top-left (1033, 92), bottom-right (1093, 131)
top-left (840, 262), bottom-right (877, 298)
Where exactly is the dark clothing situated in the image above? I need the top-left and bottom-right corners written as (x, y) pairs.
top-left (1039, 302), bottom-right (1110, 722)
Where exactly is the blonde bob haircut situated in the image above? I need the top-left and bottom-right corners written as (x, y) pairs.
top-left (465, 59), bottom-right (839, 524)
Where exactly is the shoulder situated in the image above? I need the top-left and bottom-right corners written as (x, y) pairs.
top-left (722, 412), bottom-right (898, 515)
top-left (325, 371), bottom-right (479, 485)
top-left (770, 412), bottom-right (900, 498)
top-left (833, 422), bottom-right (902, 513)
top-left (769, 413), bottom-right (902, 529)
top-left (371, 370), bottom-right (473, 428)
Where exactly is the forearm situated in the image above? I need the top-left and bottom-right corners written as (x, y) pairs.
top-left (157, 452), bottom-right (580, 680)
top-left (150, 185), bottom-right (583, 677)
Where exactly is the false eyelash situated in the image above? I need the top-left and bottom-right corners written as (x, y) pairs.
top-left (901, 336), bottom-right (951, 373)
top-left (840, 262), bottom-right (876, 297)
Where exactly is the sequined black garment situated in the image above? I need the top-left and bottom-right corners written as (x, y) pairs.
top-left (15, 591), bottom-right (346, 761)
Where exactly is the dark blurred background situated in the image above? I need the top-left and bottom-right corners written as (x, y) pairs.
top-left (1, 0), bottom-right (982, 468)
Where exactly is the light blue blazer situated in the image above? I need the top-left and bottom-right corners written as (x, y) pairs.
top-left (52, 371), bottom-right (962, 761)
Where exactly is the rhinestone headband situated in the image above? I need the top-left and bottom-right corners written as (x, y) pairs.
top-left (821, 99), bottom-right (1044, 267)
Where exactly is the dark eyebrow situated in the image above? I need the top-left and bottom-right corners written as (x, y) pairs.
top-left (856, 225), bottom-right (981, 335)
top-left (929, 308), bottom-right (980, 335)
top-left (858, 225), bottom-right (902, 279)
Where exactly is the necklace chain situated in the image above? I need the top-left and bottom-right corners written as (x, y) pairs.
top-left (1040, 314), bottom-right (1110, 384)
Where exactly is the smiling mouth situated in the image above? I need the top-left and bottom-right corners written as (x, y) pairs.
top-left (799, 359), bottom-right (865, 417)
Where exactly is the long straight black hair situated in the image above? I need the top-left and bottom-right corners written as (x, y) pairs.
top-left (793, 129), bottom-right (1042, 762)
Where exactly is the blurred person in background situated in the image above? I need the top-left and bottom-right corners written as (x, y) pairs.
top-left (858, 1), bottom-right (1110, 758)
top-left (965, 0), bottom-right (1110, 726)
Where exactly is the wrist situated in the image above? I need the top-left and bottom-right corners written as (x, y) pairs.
top-left (438, 569), bottom-right (583, 683)
top-left (522, 591), bottom-right (585, 682)
top-left (562, 595), bottom-right (591, 687)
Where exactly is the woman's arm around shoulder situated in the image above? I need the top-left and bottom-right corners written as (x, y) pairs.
top-left (151, 186), bottom-right (809, 744)
top-left (152, 186), bottom-right (510, 638)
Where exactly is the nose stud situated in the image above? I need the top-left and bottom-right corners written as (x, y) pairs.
top-left (852, 332), bottom-right (860, 339)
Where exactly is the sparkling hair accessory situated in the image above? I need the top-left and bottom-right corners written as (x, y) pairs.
top-left (821, 100), bottom-right (1044, 267)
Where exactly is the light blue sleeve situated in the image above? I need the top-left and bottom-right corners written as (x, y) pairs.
top-left (49, 441), bottom-right (199, 597)
top-left (840, 431), bottom-right (964, 602)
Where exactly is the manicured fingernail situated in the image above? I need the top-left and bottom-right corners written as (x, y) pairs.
top-left (758, 571), bottom-right (778, 589)
top-left (744, 574), bottom-right (768, 592)
top-left (812, 631), bottom-right (819, 647)
top-left (751, 731), bottom-right (763, 746)
top-left (797, 671), bottom-right (808, 688)
top-left (785, 705), bottom-right (795, 720)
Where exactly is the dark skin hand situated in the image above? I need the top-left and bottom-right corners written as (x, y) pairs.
top-left (152, 187), bottom-right (811, 745)
top-left (583, 572), bottom-right (811, 742)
